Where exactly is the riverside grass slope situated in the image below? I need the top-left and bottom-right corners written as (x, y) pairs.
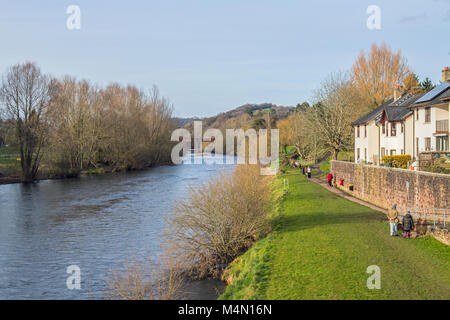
top-left (220, 167), bottom-right (450, 300)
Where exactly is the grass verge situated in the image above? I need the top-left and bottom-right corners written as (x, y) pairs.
top-left (219, 167), bottom-right (450, 300)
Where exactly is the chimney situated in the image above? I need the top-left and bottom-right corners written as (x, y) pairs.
top-left (443, 67), bottom-right (450, 82)
top-left (393, 84), bottom-right (401, 101)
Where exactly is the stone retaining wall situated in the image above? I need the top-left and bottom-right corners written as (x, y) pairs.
top-left (330, 161), bottom-right (449, 210)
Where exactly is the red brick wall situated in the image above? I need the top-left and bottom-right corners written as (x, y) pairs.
top-left (330, 161), bottom-right (449, 210)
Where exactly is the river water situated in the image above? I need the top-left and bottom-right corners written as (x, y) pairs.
top-left (0, 155), bottom-right (233, 299)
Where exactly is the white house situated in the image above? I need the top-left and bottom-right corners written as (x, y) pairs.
top-left (410, 68), bottom-right (450, 157)
top-left (353, 67), bottom-right (450, 165)
top-left (352, 93), bottom-right (422, 164)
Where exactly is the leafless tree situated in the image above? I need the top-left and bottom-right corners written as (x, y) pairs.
top-left (309, 72), bottom-right (363, 160)
top-left (167, 165), bottom-right (274, 279)
top-left (0, 62), bottom-right (54, 181)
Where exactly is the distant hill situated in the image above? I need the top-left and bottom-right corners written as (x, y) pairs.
top-left (176, 103), bottom-right (295, 131)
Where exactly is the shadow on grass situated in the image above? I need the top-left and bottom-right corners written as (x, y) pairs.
top-left (276, 208), bottom-right (385, 234)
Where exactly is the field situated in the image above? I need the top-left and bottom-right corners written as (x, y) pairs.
top-left (220, 167), bottom-right (450, 300)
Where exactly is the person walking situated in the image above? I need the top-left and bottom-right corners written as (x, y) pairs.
top-left (402, 210), bottom-right (415, 239)
top-left (327, 172), bottom-right (333, 187)
top-left (387, 205), bottom-right (399, 236)
top-left (307, 166), bottom-right (311, 179)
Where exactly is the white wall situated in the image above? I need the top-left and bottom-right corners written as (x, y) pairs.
top-left (354, 124), bottom-right (368, 163)
top-left (404, 116), bottom-right (414, 156)
top-left (380, 121), bottom-right (405, 156)
top-left (414, 105), bottom-right (448, 155)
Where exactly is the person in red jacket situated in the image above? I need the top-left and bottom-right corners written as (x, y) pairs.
top-left (327, 172), bottom-right (333, 187)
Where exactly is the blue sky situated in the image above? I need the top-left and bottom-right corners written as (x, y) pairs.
top-left (0, 0), bottom-right (449, 117)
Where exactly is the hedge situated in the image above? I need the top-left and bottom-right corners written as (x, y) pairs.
top-left (381, 155), bottom-right (411, 168)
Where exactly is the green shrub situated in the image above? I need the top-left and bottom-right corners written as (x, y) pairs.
top-left (382, 155), bottom-right (411, 168)
top-left (427, 165), bottom-right (450, 174)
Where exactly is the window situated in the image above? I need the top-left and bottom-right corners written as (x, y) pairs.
top-left (416, 137), bottom-right (419, 156)
top-left (357, 126), bottom-right (360, 138)
top-left (416, 109), bottom-right (419, 121)
top-left (390, 150), bottom-right (396, 156)
top-left (364, 148), bottom-right (367, 161)
top-left (382, 123), bottom-right (385, 134)
top-left (357, 148), bottom-right (360, 161)
top-left (436, 136), bottom-right (449, 151)
top-left (401, 124), bottom-right (404, 134)
top-left (425, 107), bottom-right (431, 123)
top-left (364, 125), bottom-right (367, 138)
top-left (391, 123), bottom-right (396, 136)
top-left (425, 137), bottom-right (431, 151)
top-left (381, 147), bottom-right (385, 157)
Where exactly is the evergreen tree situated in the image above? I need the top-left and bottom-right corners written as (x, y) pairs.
top-left (421, 77), bottom-right (435, 92)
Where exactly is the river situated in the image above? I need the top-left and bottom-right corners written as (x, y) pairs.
top-left (0, 154), bottom-right (233, 299)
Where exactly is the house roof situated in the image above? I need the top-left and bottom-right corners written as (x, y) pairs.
top-left (351, 99), bottom-right (392, 126)
top-left (411, 82), bottom-right (450, 107)
top-left (439, 88), bottom-right (450, 101)
top-left (352, 92), bottom-right (424, 126)
top-left (383, 106), bottom-right (412, 122)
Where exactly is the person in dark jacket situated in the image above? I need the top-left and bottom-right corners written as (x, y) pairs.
top-left (402, 211), bottom-right (415, 239)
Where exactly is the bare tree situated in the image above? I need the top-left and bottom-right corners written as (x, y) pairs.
top-left (309, 72), bottom-right (363, 160)
top-left (0, 62), bottom-right (53, 182)
top-left (167, 165), bottom-right (274, 279)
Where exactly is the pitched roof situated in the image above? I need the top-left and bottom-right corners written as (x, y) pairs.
top-left (352, 92), bottom-right (424, 126)
top-left (439, 88), bottom-right (450, 101)
top-left (412, 82), bottom-right (450, 107)
top-left (384, 106), bottom-right (412, 122)
top-left (351, 99), bottom-right (392, 126)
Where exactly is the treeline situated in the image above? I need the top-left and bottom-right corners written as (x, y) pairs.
top-left (278, 42), bottom-right (436, 163)
top-left (0, 62), bottom-right (175, 182)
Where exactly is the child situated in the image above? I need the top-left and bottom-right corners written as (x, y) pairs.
top-left (402, 211), bottom-right (415, 239)
top-left (387, 205), bottom-right (398, 236)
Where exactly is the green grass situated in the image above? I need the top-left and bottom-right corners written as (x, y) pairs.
top-left (337, 151), bottom-right (354, 162)
top-left (220, 167), bottom-right (450, 300)
top-left (0, 147), bottom-right (20, 168)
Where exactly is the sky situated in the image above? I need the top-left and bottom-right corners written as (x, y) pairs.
top-left (0, 0), bottom-right (449, 117)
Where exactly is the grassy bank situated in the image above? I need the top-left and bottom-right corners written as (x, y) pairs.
top-left (220, 167), bottom-right (450, 300)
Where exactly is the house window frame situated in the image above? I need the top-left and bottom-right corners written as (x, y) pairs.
top-left (416, 137), bottom-right (419, 156)
top-left (425, 137), bottom-right (431, 151)
top-left (356, 125), bottom-right (360, 138)
top-left (436, 136), bottom-right (449, 151)
top-left (390, 123), bottom-right (396, 136)
top-left (425, 107), bottom-right (431, 123)
top-left (364, 125), bottom-right (367, 138)
top-left (357, 148), bottom-right (360, 161)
